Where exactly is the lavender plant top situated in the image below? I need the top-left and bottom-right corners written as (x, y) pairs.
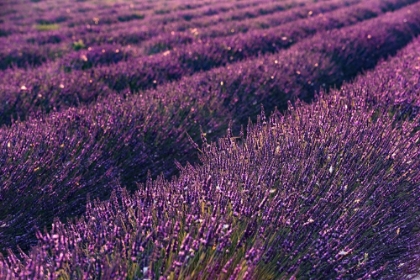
top-left (0, 0), bottom-right (419, 279)
top-left (1, 89), bottom-right (419, 279)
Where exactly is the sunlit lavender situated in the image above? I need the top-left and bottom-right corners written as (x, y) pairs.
top-left (0, 0), bottom-right (419, 279)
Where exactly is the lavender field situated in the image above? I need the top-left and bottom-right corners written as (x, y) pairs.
top-left (0, 0), bottom-right (419, 278)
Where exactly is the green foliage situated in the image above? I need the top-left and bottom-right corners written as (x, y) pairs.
top-left (35, 23), bottom-right (60, 31)
top-left (72, 39), bottom-right (86, 51)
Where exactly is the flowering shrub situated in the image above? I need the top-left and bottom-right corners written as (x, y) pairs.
top-left (2, 0), bottom-right (419, 127)
top-left (99, 0), bottom-right (420, 92)
top-left (2, 2), bottom-right (420, 256)
top-left (0, 47), bottom-right (51, 70)
top-left (141, 0), bottom-right (358, 55)
top-left (0, 89), bottom-right (418, 279)
top-left (0, 0), bottom-right (419, 278)
top-left (61, 45), bottom-right (132, 71)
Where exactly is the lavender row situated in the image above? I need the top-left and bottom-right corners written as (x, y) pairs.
top-left (74, 0), bottom-right (315, 46)
top-left (74, 0), bottom-right (316, 47)
top-left (125, 0), bottom-right (280, 27)
top-left (156, 0), bottom-right (309, 27)
top-left (1, 0), bottom-right (310, 48)
top-left (0, 0), bottom-right (416, 127)
top-left (216, 2), bottom-right (420, 125)
top-left (332, 57), bottom-right (420, 122)
top-left (1, 89), bottom-right (418, 278)
top-left (0, 0), bottom-right (163, 40)
top-left (85, 0), bottom-right (420, 93)
top-left (142, 0), bottom-right (361, 55)
top-left (0, 0), bottom-right (314, 70)
top-left (0, 83), bottom-right (219, 253)
top-left (0, 0), bottom-right (318, 70)
top-left (49, 0), bottom-right (356, 66)
top-left (1, 2), bottom-right (152, 39)
top-left (63, 0), bottom-right (290, 29)
top-left (2, 0), bottom-right (420, 132)
top-left (78, 0), bottom-right (275, 26)
top-left (1, 3), bottom-right (420, 254)
top-left (0, 44), bottom-right (68, 70)
top-left (0, 1), bottom-right (152, 36)
top-left (2, 0), bottom-right (154, 29)
top-left (0, 0), bottom-right (279, 40)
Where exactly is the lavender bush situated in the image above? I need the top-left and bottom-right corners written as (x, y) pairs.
top-left (0, 89), bottom-right (418, 279)
top-left (61, 44), bottom-right (132, 71)
top-left (0, 0), bottom-right (419, 278)
top-left (0, 0), bottom-right (340, 70)
top-left (1, 28), bottom-right (420, 266)
top-left (2, 0), bottom-right (419, 127)
top-left (141, 0), bottom-right (360, 55)
top-left (2, 3), bottom-right (420, 255)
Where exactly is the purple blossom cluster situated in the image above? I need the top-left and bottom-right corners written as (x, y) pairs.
top-left (1, 1), bottom-right (420, 127)
top-left (1, 88), bottom-right (419, 279)
top-left (141, 0), bottom-right (360, 55)
top-left (0, 0), bottom-right (280, 44)
top-left (60, 44), bottom-right (132, 71)
top-left (0, 0), bottom-right (419, 278)
top-left (0, 0), bottom-right (315, 71)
